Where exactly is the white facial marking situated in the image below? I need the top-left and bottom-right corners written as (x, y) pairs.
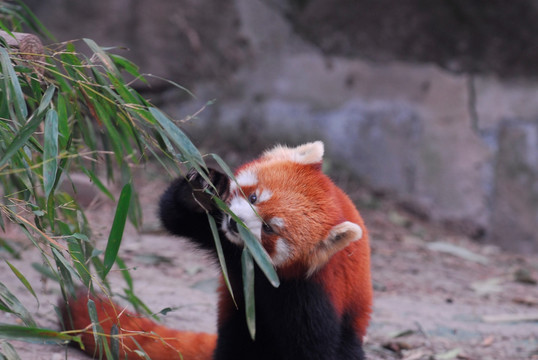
top-left (236, 169), bottom-right (258, 187)
top-left (270, 217), bottom-right (285, 229)
top-left (272, 238), bottom-right (291, 266)
top-left (257, 189), bottom-right (273, 203)
top-left (229, 181), bottom-right (237, 193)
top-left (223, 196), bottom-right (262, 245)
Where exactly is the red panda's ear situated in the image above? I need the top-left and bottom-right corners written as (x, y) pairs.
top-left (306, 221), bottom-right (363, 276)
top-left (263, 141), bottom-right (324, 167)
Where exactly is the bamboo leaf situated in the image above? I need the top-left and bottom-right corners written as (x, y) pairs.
top-left (241, 249), bottom-right (256, 340)
top-left (36, 85), bottom-right (56, 117)
top-left (0, 86), bottom-right (55, 168)
top-left (238, 226), bottom-right (280, 288)
top-left (43, 109), bottom-right (59, 199)
top-left (83, 38), bottom-right (120, 78)
top-left (207, 213), bottom-right (235, 305)
top-left (0, 46), bottom-right (27, 123)
top-left (5, 261), bottom-right (38, 304)
top-left (87, 299), bottom-right (114, 359)
top-left (0, 113), bottom-right (41, 169)
top-left (52, 247), bottom-right (77, 297)
top-left (0, 341), bottom-right (21, 360)
top-left (81, 167), bottom-right (115, 201)
top-left (67, 238), bottom-right (91, 287)
top-left (56, 94), bottom-right (69, 149)
top-left (149, 107), bottom-right (205, 168)
top-left (110, 324), bottom-right (120, 359)
top-left (0, 324), bottom-right (79, 345)
top-left (109, 54), bottom-right (146, 83)
top-left (0, 282), bottom-right (36, 327)
top-left (103, 182), bottom-right (132, 277)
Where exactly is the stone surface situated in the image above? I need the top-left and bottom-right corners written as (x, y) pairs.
top-left (24, 0), bottom-right (538, 251)
top-left (25, 0), bottom-right (248, 88)
top-left (491, 122), bottom-right (538, 252)
top-left (290, 0), bottom-right (538, 78)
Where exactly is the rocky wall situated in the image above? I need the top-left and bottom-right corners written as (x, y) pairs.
top-left (25, 0), bottom-right (538, 251)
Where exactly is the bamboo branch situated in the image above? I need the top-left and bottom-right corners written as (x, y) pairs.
top-left (0, 30), bottom-right (45, 74)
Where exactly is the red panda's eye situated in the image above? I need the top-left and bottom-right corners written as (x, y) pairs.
top-left (262, 223), bottom-right (275, 234)
top-left (248, 193), bottom-right (257, 204)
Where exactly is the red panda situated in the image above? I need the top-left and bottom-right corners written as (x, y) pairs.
top-left (61, 141), bottom-right (372, 360)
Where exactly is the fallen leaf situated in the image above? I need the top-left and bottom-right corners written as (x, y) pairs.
top-left (481, 335), bottom-right (495, 347)
top-left (402, 349), bottom-right (428, 360)
top-left (471, 277), bottom-right (503, 295)
top-left (514, 268), bottom-right (537, 285)
top-left (388, 211), bottom-right (412, 227)
top-left (388, 329), bottom-right (415, 338)
top-left (435, 348), bottom-right (461, 359)
top-left (482, 312), bottom-right (538, 323)
top-left (427, 241), bottom-right (489, 265)
top-left (512, 296), bottom-right (538, 306)
top-left (382, 340), bottom-right (413, 353)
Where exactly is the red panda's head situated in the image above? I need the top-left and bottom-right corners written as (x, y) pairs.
top-left (222, 141), bottom-right (363, 277)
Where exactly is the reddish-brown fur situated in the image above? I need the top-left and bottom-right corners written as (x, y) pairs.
top-left (62, 292), bottom-right (216, 360)
top-left (62, 142), bottom-right (372, 359)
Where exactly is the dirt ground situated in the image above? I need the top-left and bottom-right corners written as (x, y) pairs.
top-left (1, 168), bottom-right (538, 360)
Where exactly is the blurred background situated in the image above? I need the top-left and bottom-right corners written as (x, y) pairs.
top-left (25, 0), bottom-right (538, 253)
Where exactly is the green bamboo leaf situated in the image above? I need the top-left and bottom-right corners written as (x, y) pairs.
top-left (67, 238), bottom-right (91, 287)
top-left (0, 86), bottom-right (55, 168)
top-left (115, 256), bottom-right (133, 291)
top-left (0, 341), bottom-right (21, 360)
top-left (241, 249), bottom-right (256, 340)
top-left (110, 54), bottom-right (147, 83)
top-left (207, 213), bottom-right (235, 305)
top-left (83, 38), bottom-right (120, 77)
top-left (0, 282), bottom-right (36, 327)
top-left (89, 99), bottom-right (124, 164)
top-left (81, 167), bottom-right (115, 201)
top-left (87, 299), bottom-right (114, 359)
top-left (213, 197), bottom-right (280, 288)
top-left (210, 153), bottom-right (240, 195)
top-left (43, 109), bottom-right (59, 198)
top-left (210, 153), bottom-right (236, 181)
top-left (86, 299), bottom-right (99, 346)
top-left (31, 262), bottom-right (59, 282)
top-left (110, 324), bottom-right (120, 359)
top-left (146, 74), bottom-right (195, 98)
top-left (107, 72), bottom-right (139, 104)
top-left (56, 94), bottom-right (69, 149)
top-left (131, 338), bottom-right (152, 360)
top-left (103, 182), bottom-right (132, 277)
top-left (238, 226), bottom-right (280, 288)
top-left (149, 107), bottom-right (205, 168)
top-left (122, 288), bottom-right (156, 320)
top-left (52, 248), bottom-right (81, 281)
top-left (0, 324), bottom-right (79, 345)
top-left (0, 47), bottom-right (27, 123)
top-left (0, 115), bottom-right (40, 167)
top-left (36, 85), bottom-right (56, 117)
top-left (5, 260), bottom-right (38, 304)
top-left (52, 247), bottom-right (77, 297)
top-left (0, 237), bottom-right (19, 258)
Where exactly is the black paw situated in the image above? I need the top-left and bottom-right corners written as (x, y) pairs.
top-left (185, 168), bottom-right (230, 212)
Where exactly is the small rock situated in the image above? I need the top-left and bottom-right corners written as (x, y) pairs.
top-left (514, 268), bottom-right (537, 285)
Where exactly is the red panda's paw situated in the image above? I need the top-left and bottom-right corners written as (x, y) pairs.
top-left (186, 168), bottom-right (230, 212)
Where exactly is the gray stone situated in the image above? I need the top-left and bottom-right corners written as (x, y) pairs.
top-left (24, 0), bottom-right (538, 251)
top-left (491, 121), bottom-right (538, 252)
